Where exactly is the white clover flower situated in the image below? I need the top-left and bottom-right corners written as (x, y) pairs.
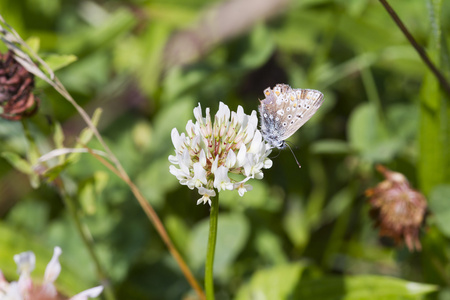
top-left (169, 102), bottom-right (273, 205)
top-left (0, 246), bottom-right (103, 300)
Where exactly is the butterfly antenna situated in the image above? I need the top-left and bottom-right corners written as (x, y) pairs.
top-left (270, 148), bottom-right (282, 159)
top-left (285, 142), bottom-right (301, 168)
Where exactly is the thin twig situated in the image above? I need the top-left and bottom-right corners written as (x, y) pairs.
top-left (379, 0), bottom-right (450, 96)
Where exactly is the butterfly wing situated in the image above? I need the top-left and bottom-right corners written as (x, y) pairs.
top-left (259, 84), bottom-right (324, 147)
top-left (278, 87), bottom-right (324, 140)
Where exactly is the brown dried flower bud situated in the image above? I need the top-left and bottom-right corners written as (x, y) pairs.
top-left (366, 165), bottom-right (427, 251)
top-left (0, 50), bottom-right (39, 120)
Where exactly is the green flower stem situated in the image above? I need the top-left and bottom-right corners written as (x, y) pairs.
top-left (205, 191), bottom-right (219, 300)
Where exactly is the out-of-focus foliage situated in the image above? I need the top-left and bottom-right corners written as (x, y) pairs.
top-left (0, 0), bottom-right (449, 299)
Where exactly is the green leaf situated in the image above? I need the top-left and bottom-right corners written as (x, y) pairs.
top-left (428, 185), bottom-right (450, 237)
top-left (321, 186), bottom-right (354, 224)
top-left (42, 161), bottom-right (72, 182)
top-left (1, 151), bottom-right (32, 174)
top-left (255, 229), bottom-right (288, 265)
top-left (165, 214), bottom-right (191, 258)
top-left (189, 213), bottom-right (249, 275)
top-left (77, 108), bottom-right (103, 146)
top-left (79, 180), bottom-right (97, 215)
top-left (348, 103), bottom-right (387, 152)
top-left (283, 199), bottom-right (309, 249)
top-left (292, 275), bottom-right (438, 300)
top-left (52, 122), bottom-right (66, 164)
top-left (137, 157), bottom-right (179, 208)
top-left (58, 8), bottom-right (137, 55)
top-left (77, 172), bottom-right (108, 215)
top-left (235, 262), bottom-right (306, 300)
top-left (136, 21), bottom-right (171, 95)
top-left (237, 24), bottom-right (274, 69)
top-left (44, 54), bottom-right (78, 71)
top-left (347, 103), bottom-right (403, 162)
top-left (93, 171), bottom-right (109, 195)
top-left (25, 36), bottom-right (40, 53)
top-left (6, 200), bottom-right (49, 234)
top-left (53, 122), bottom-right (65, 149)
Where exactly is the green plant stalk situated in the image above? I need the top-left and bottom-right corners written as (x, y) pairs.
top-left (419, 0), bottom-right (450, 195)
top-left (361, 67), bottom-right (384, 122)
top-left (205, 191), bottom-right (219, 300)
top-left (55, 178), bottom-right (116, 300)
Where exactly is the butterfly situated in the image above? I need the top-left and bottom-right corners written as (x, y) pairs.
top-left (259, 84), bottom-right (324, 150)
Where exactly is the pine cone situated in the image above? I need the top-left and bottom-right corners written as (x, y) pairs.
top-left (0, 50), bottom-right (39, 120)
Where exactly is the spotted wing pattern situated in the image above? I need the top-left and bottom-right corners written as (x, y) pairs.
top-left (258, 84), bottom-right (324, 149)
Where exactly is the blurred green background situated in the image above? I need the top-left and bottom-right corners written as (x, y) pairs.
top-left (0, 0), bottom-right (449, 299)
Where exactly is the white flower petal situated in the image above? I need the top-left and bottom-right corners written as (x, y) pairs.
top-left (14, 251), bottom-right (35, 275)
top-left (193, 162), bottom-right (207, 187)
top-left (70, 286), bottom-right (104, 300)
top-left (193, 103), bottom-right (203, 123)
top-left (263, 158), bottom-right (273, 169)
top-left (243, 124), bottom-right (255, 144)
top-left (213, 166), bottom-right (233, 191)
top-left (197, 187), bottom-right (216, 206)
top-left (185, 120), bottom-right (196, 137)
top-left (168, 155), bottom-right (178, 164)
top-left (169, 100), bottom-right (272, 204)
top-left (44, 246), bottom-right (62, 284)
top-left (199, 150), bottom-right (207, 166)
top-left (236, 145), bottom-right (247, 167)
top-left (236, 183), bottom-right (253, 196)
top-left (211, 156), bottom-right (219, 174)
top-left (248, 131), bottom-right (262, 153)
top-left (5, 281), bottom-right (22, 300)
top-left (225, 150), bottom-right (236, 168)
top-left (216, 102), bottom-right (230, 123)
top-left (171, 128), bottom-right (182, 151)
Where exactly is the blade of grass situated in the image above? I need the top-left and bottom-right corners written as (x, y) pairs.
top-left (418, 0), bottom-right (450, 194)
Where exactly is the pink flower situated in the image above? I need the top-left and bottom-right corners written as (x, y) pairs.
top-left (0, 247), bottom-right (103, 300)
